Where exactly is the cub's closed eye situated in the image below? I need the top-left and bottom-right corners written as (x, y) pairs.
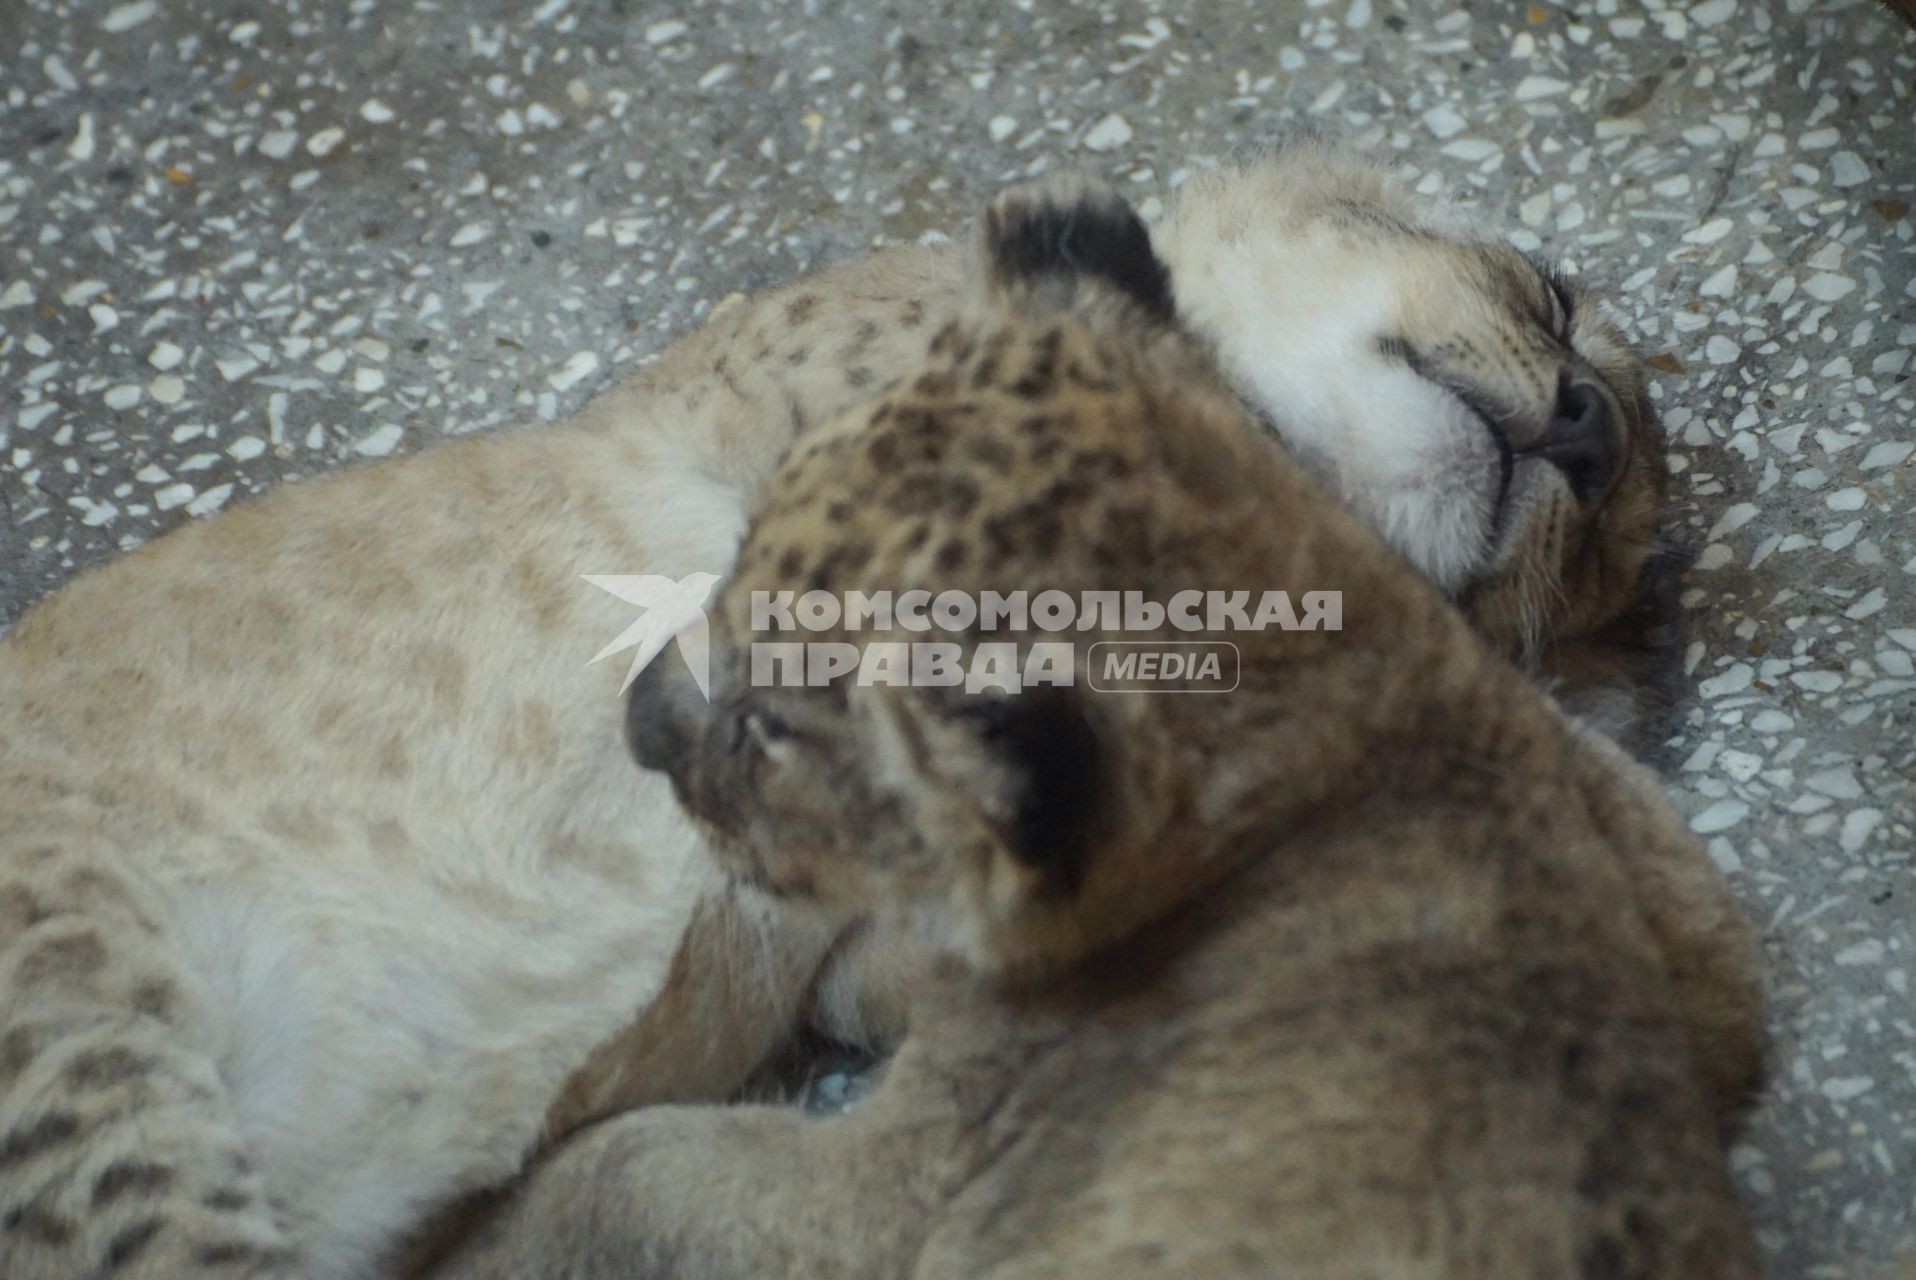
top-left (744, 712), bottom-right (800, 764)
top-left (727, 709), bottom-right (788, 751)
top-left (1536, 262), bottom-right (1577, 338)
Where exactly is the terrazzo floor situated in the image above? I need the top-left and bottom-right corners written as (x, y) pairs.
top-left (2, 0), bottom-right (1912, 1275)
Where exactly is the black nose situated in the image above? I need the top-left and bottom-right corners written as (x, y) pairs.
top-left (1540, 379), bottom-right (1616, 501)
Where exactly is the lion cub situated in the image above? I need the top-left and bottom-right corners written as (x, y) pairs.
top-left (438, 176), bottom-right (1767, 1280)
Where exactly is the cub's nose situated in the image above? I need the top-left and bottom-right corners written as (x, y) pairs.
top-left (1539, 378), bottom-right (1617, 501)
top-left (626, 655), bottom-right (688, 775)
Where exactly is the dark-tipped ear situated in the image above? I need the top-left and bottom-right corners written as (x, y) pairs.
top-left (962, 688), bottom-right (1102, 896)
top-left (976, 172), bottom-right (1176, 326)
top-left (878, 683), bottom-right (1104, 899)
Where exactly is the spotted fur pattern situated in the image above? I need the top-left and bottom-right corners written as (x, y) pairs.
top-left (435, 173), bottom-right (1766, 1280)
top-left (2, 144), bottom-right (1691, 1278)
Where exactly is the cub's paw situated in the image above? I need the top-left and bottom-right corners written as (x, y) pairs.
top-left (976, 172), bottom-right (1175, 324)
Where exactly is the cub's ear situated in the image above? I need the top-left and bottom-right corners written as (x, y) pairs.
top-left (1549, 537), bottom-right (1692, 753)
top-left (872, 684), bottom-right (1103, 900)
top-left (974, 172), bottom-right (1176, 326)
top-left (961, 687), bottom-right (1103, 896)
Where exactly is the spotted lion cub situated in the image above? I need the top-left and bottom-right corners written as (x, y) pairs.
top-left (440, 176), bottom-right (1766, 1280)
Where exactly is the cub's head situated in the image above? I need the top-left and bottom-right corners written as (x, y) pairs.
top-left (1162, 142), bottom-right (1675, 740)
top-left (629, 176), bottom-right (1506, 976)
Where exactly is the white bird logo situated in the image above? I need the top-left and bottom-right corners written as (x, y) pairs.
top-left (582, 572), bottom-right (722, 699)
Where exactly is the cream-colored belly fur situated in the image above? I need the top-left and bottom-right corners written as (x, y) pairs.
top-left (5, 426), bottom-right (727, 1275)
top-left (0, 245), bottom-right (960, 1278)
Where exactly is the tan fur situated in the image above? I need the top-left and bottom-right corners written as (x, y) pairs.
top-left (1, 146), bottom-right (1696, 1278)
top-left (436, 176), bottom-right (1764, 1280)
top-left (0, 246), bottom-right (955, 1279)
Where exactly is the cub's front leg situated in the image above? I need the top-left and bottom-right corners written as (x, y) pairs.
top-left (538, 883), bottom-right (855, 1142)
top-left (428, 1100), bottom-right (942, 1280)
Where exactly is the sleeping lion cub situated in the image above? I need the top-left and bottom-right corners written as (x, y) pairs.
top-left (440, 174), bottom-right (1765, 1280)
top-left (0, 145), bottom-right (1740, 1278)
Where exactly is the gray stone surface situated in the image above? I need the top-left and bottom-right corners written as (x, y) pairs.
top-left (2, 0), bottom-right (1912, 1274)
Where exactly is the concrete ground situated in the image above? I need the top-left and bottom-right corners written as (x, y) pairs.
top-left (2, 0), bottom-right (1911, 1273)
